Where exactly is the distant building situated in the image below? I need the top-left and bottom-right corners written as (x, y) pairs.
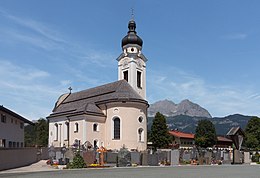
top-left (169, 130), bottom-right (195, 149)
top-left (48, 19), bottom-right (149, 151)
top-left (216, 136), bottom-right (233, 149)
top-left (169, 130), bottom-right (233, 149)
top-left (0, 105), bottom-right (33, 148)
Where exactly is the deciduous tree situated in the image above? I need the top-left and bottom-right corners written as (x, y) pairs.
top-left (244, 117), bottom-right (260, 149)
top-left (24, 118), bottom-right (49, 147)
top-left (195, 119), bottom-right (217, 149)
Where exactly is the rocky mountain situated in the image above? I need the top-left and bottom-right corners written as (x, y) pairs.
top-left (148, 99), bottom-right (212, 118)
top-left (147, 99), bottom-right (253, 135)
top-left (148, 114), bottom-right (252, 135)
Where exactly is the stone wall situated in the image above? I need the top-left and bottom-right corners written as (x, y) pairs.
top-left (0, 147), bottom-right (48, 171)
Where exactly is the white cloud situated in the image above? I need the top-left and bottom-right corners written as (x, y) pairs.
top-left (0, 9), bottom-right (116, 68)
top-left (147, 67), bottom-right (260, 117)
top-left (0, 59), bottom-right (67, 120)
top-left (0, 9), bottom-right (66, 44)
top-left (0, 60), bottom-right (50, 81)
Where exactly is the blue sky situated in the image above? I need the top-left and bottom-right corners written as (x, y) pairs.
top-left (0, 0), bottom-right (260, 120)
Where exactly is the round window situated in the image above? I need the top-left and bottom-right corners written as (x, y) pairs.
top-left (138, 117), bottom-right (143, 123)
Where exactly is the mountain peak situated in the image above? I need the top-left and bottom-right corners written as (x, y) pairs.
top-left (148, 99), bottom-right (212, 118)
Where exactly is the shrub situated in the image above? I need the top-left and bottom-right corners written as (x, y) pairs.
top-left (69, 152), bottom-right (86, 169)
top-left (252, 152), bottom-right (260, 163)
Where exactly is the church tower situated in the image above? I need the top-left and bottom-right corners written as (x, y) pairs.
top-left (117, 19), bottom-right (148, 99)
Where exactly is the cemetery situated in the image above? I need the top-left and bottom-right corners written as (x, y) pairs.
top-left (45, 126), bottom-right (259, 169)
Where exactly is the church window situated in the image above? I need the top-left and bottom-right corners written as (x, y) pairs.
top-left (138, 116), bottom-right (143, 123)
top-left (123, 71), bottom-right (128, 82)
top-left (93, 123), bottom-right (98, 132)
top-left (64, 122), bottom-right (69, 140)
top-left (94, 140), bottom-right (98, 149)
top-left (113, 117), bottom-right (120, 140)
top-left (74, 123), bottom-right (79, 133)
top-left (54, 123), bottom-right (58, 141)
top-left (137, 71), bottom-right (141, 88)
top-left (138, 128), bottom-right (144, 142)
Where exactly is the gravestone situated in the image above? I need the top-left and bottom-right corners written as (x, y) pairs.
top-left (234, 150), bottom-right (242, 164)
top-left (83, 150), bottom-right (95, 165)
top-left (55, 151), bottom-right (62, 160)
top-left (222, 152), bottom-right (231, 164)
top-left (117, 147), bottom-right (131, 167)
top-left (141, 152), bottom-right (148, 166)
top-left (191, 147), bottom-right (197, 160)
top-left (64, 148), bottom-right (74, 162)
top-left (244, 152), bottom-right (251, 164)
top-left (215, 150), bottom-right (221, 160)
top-left (131, 152), bottom-right (141, 165)
top-left (147, 154), bottom-right (159, 166)
top-left (105, 152), bottom-right (118, 163)
top-left (204, 152), bottom-right (212, 165)
top-left (171, 149), bottom-right (180, 165)
top-left (48, 146), bottom-right (55, 159)
top-left (157, 151), bottom-right (168, 164)
top-left (182, 152), bottom-right (191, 162)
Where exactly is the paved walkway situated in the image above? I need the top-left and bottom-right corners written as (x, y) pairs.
top-left (0, 160), bottom-right (56, 174)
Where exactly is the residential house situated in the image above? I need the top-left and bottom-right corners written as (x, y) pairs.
top-left (0, 105), bottom-right (33, 148)
top-left (169, 130), bottom-right (233, 150)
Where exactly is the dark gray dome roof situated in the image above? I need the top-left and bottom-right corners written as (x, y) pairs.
top-left (121, 20), bottom-right (143, 48)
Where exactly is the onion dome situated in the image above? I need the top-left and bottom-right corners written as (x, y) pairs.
top-left (121, 20), bottom-right (143, 48)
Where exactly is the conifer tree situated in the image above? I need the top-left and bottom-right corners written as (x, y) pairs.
top-left (70, 152), bottom-right (86, 169)
top-left (150, 112), bottom-right (171, 150)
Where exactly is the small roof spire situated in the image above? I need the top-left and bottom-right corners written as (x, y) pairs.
top-left (68, 86), bottom-right (72, 94)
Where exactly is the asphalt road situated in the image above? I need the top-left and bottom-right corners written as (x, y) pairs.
top-left (0, 165), bottom-right (259, 178)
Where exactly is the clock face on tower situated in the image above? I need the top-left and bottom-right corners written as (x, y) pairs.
top-left (137, 59), bottom-right (142, 68)
top-left (123, 59), bottom-right (128, 68)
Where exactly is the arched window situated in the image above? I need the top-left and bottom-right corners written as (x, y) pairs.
top-left (138, 128), bottom-right (144, 142)
top-left (64, 122), bottom-right (69, 140)
top-left (93, 123), bottom-right (98, 132)
top-left (93, 140), bottom-right (98, 149)
top-left (54, 123), bottom-right (58, 141)
top-left (74, 123), bottom-right (79, 133)
top-left (123, 70), bottom-right (128, 82)
top-left (113, 117), bottom-right (120, 140)
top-left (137, 71), bottom-right (141, 88)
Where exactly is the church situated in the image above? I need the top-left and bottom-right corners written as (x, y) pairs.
top-left (48, 19), bottom-right (149, 151)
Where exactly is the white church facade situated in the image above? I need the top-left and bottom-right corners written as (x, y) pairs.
top-left (48, 19), bottom-right (149, 151)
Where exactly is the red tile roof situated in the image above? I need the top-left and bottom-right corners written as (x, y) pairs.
top-left (169, 130), bottom-right (194, 139)
top-left (169, 131), bottom-right (233, 143)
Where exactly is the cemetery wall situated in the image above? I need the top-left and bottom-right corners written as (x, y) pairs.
top-left (0, 147), bottom-right (48, 171)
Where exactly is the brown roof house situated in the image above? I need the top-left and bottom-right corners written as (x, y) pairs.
top-left (0, 106), bottom-right (33, 148)
top-left (48, 19), bottom-right (149, 151)
top-left (169, 130), bottom-right (195, 149)
top-left (169, 130), bottom-right (233, 149)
